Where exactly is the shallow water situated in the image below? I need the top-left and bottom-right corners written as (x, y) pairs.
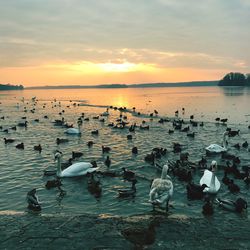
top-left (0, 86), bottom-right (249, 220)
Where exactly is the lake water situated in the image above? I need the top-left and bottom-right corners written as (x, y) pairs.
top-left (0, 86), bottom-right (249, 220)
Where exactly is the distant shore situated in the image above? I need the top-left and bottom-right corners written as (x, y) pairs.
top-left (25, 81), bottom-right (218, 90)
top-left (0, 84), bottom-right (24, 91)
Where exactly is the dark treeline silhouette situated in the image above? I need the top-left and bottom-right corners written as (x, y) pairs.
top-left (218, 72), bottom-right (250, 86)
top-left (0, 84), bottom-right (24, 90)
top-left (26, 81), bottom-right (218, 90)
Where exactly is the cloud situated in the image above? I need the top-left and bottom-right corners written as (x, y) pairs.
top-left (0, 0), bottom-right (249, 83)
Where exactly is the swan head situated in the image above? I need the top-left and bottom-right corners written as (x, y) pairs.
top-left (54, 151), bottom-right (63, 161)
top-left (211, 160), bottom-right (217, 172)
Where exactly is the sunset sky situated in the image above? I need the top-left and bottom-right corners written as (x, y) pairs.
top-left (0, 0), bottom-right (249, 87)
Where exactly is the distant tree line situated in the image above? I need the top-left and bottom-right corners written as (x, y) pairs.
top-left (218, 72), bottom-right (250, 86)
top-left (0, 83), bottom-right (24, 90)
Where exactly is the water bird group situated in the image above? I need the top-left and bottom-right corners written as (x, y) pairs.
top-left (1, 98), bottom-right (249, 219)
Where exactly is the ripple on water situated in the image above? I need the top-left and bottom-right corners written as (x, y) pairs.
top-left (0, 93), bottom-right (249, 221)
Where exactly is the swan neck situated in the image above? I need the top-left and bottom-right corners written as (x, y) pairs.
top-left (210, 171), bottom-right (216, 187)
top-left (56, 157), bottom-right (62, 176)
top-left (222, 133), bottom-right (227, 149)
top-left (161, 166), bottom-right (169, 179)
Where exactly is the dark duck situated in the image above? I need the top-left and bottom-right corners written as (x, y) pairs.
top-left (202, 197), bottom-right (214, 216)
top-left (45, 178), bottom-right (62, 189)
top-left (216, 197), bottom-right (247, 213)
top-left (26, 188), bottom-right (41, 211)
top-left (87, 173), bottom-right (102, 198)
top-left (118, 179), bottom-right (137, 198)
top-left (122, 167), bottom-right (136, 181)
top-left (186, 183), bottom-right (208, 200)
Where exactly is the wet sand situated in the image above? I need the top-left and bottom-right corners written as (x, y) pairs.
top-left (1, 212), bottom-right (250, 250)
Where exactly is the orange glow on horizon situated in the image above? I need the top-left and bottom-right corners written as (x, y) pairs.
top-left (0, 60), bottom-right (225, 87)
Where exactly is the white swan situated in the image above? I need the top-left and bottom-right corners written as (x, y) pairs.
top-left (55, 152), bottom-right (99, 177)
top-left (200, 160), bottom-right (220, 194)
top-left (101, 108), bottom-right (109, 116)
top-left (65, 123), bottom-right (81, 135)
top-left (205, 131), bottom-right (228, 154)
top-left (149, 163), bottom-right (173, 212)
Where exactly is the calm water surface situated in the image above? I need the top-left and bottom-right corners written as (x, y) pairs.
top-left (0, 86), bottom-right (249, 220)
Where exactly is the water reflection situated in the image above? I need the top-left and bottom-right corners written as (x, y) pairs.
top-left (0, 87), bottom-right (250, 218)
top-left (219, 86), bottom-right (246, 96)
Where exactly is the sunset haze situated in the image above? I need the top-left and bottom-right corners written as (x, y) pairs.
top-left (0, 0), bottom-right (249, 87)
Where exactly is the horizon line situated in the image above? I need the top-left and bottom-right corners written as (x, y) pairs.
top-left (25, 80), bottom-right (219, 89)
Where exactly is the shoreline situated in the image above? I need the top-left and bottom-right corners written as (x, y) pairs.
top-left (1, 212), bottom-right (250, 249)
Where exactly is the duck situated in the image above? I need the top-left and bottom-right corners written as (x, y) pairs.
top-left (104, 156), bottom-right (111, 167)
top-left (4, 138), bottom-right (15, 144)
top-left (222, 171), bottom-right (232, 186)
top-left (216, 197), bottom-right (247, 213)
top-left (34, 144), bottom-right (42, 153)
top-left (87, 173), bottom-right (102, 198)
top-left (122, 167), bottom-right (136, 181)
top-left (118, 179), bottom-right (137, 198)
top-left (56, 138), bottom-right (69, 145)
top-left (149, 163), bottom-right (173, 212)
top-left (228, 129), bottom-right (240, 137)
top-left (198, 156), bottom-right (207, 169)
top-left (139, 125), bottom-right (149, 130)
top-left (186, 182), bottom-right (208, 200)
top-left (91, 129), bottom-right (99, 135)
top-left (102, 145), bottom-right (111, 153)
top-left (26, 188), bottom-right (41, 211)
top-left (187, 132), bottom-right (195, 138)
top-left (18, 121), bottom-right (28, 127)
top-left (173, 142), bottom-right (182, 153)
top-left (220, 118), bottom-right (228, 123)
top-left (205, 131), bottom-right (228, 154)
top-left (243, 170), bottom-right (250, 185)
top-left (16, 142), bottom-right (24, 149)
top-left (228, 180), bottom-right (240, 193)
top-left (181, 126), bottom-right (190, 132)
top-left (200, 160), bottom-right (220, 194)
top-left (132, 146), bottom-right (138, 154)
top-left (87, 141), bottom-right (94, 147)
top-left (45, 178), bottom-right (62, 189)
top-left (242, 141), bottom-right (248, 148)
top-left (72, 151), bottom-right (83, 159)
top-left (54, 152), bottom-right (99, 177)
top-left (202, 197), bottom-right (214, 216)
top-left (127, 134), bottom-right (133, 140)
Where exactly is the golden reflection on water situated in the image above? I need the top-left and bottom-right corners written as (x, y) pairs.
top-left (0, 86), bottom-right (250, 217)
top-left (1, 86), bottom-right (249, 123)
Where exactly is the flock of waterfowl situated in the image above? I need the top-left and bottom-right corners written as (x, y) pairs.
top-left (1, 96), bottom-right (250, 216)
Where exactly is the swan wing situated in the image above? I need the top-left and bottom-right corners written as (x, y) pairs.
top-left (62, 162), bottom-right (96, 177)
top-left (65, 128), bottom-right (80, 134)
top-left (206, 144), bottom-right (226, 153)
top-left (216, 198), bottom-right (236, 211)
top-left (200, 170), bottom-right (220, 192)
top-left (149, 179), bottom-right (173, 204)
top-left (150, 178), bottom-right (161, 189)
